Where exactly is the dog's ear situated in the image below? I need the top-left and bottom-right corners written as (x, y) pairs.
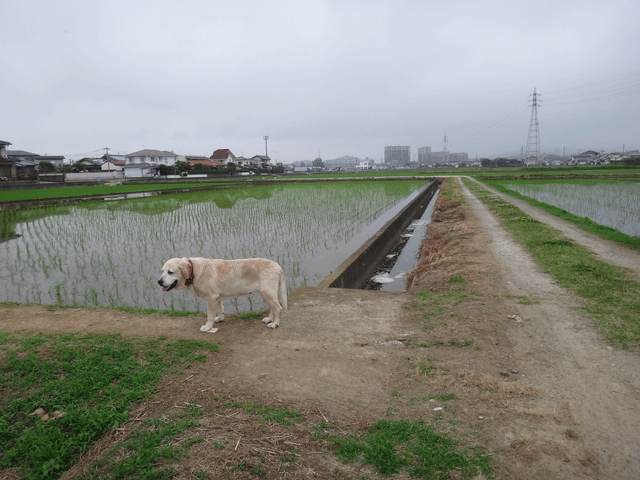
top-left (178, 258), bottom-right (190, 279)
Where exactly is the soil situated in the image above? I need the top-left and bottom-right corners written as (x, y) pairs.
top-left (1, 177), bottom-right (640, 479)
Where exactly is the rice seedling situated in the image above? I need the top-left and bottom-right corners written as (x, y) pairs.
top-left (0, 181), bottom-right (425, 314)
top-left (503, 181), bottom-right (640, 237)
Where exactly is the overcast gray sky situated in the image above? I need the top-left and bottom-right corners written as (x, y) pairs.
top-left (2, 0), bottom-right (639, 163)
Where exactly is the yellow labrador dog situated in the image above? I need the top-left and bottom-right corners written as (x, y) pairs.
top-left (158, 257), bottom-right (287, 332)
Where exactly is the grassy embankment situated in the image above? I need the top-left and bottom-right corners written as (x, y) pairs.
top-left (462, 178), bottom-right (640, 350)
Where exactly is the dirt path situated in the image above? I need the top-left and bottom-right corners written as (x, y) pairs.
top-left (457, 177), bottom-right (640, 479)
top-left (1, 177), bottom-right (640, 479)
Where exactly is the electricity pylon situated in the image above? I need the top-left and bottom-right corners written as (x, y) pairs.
top-left (525, 88), bottom-right (541, 161)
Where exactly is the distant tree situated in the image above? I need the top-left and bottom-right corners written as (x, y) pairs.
top-left (312, 157), bottom-right (324, 168)
top-left (38, 161), bottom-right (55, 173)
top-left (175, 161), bottom-right (191, 173)
top-left (158, 165), bottom-right (174, 176)
top-left (480, 158), bottom-right (493, 167)
top-left (225, 162), bottom-right (237, 174)
top-left (71, 161), bottom-right (86, 172)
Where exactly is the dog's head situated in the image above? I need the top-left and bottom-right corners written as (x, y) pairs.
top-left (158, 257), bottom-right (191, 292)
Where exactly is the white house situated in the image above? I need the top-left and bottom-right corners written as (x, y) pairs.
top-left (210, 149), bottom-right (237, 165)
top-left (125, 149), bottom-right (177, 166)
top-left (252, 155), bottom-right (271, 166)
top-left (357, 158), bottom-right (376, 170)
top-left (122, 163), bottom-right (159, 178)
top-left (236, 156), bottom-right (262, 169)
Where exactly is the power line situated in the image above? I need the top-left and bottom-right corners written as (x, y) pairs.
top-left (449, 98), bottom-right (529, 144)
top-left (544, 68), bottom-right (640, 107)
top-left (62, 148), bottom-right (105, 159)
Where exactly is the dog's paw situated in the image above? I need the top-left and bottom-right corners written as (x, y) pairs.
top-left (266, 322), bottom-right (279, 329)
top-left (200, 324), bottom-right (216, 332)
top-left (262, 317), bottom-right (271, 324)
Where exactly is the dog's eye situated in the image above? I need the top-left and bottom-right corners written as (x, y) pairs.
top-left (168, 270), bottom-right (173, 274)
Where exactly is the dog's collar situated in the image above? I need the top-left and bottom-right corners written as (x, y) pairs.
top-left (185, 259), bottom-right (195, 286)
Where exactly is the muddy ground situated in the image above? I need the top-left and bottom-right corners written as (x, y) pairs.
top-left (1, 177), bottom-right (639, 479)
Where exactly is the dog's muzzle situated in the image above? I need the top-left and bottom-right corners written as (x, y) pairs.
top-left (159, 279), bottom-right (178, 292)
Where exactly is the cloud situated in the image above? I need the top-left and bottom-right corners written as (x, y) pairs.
top-left (1, 0), bottom-right (639, 161)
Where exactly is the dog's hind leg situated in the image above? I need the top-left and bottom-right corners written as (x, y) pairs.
top-left (260, 290), bottom-right (282, 328)
top-left (201, 298), bottom-right (223, 332)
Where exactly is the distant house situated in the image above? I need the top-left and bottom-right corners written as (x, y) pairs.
top-left (101, 157), bottom-right (126, 171)
top-left (122, 163), bottom-right (159, 178)
top-left (357, 158), bottom-right (376, 170)
top-left (0, 140), bottom-right (15, 179)
top-left (571, 150), bottom-right (599, 165)
top-left (6, 150), bottom-right (40, 177)
top-left (251, 155), bottom-right (271, 166)
top-left (125, 149), bottom-right (177, 166)
top-left (76, 158), bottom-right (104, 171)
top-left (6, 150), bottom-right (39, 162)
top-left (210, 149), bottom-right (237, 165)
top-left (0, 144), bottom-right (66, 178)
top-left (236, 156), bottom-right (261, 169)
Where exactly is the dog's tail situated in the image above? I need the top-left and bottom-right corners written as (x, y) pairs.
top-left (279, 272), bottom-right (288, 310)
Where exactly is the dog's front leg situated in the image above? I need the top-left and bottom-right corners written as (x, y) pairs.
top-left (201, 298), bottom-right (223, 332)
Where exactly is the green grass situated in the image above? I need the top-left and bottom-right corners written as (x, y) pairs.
top-left (326, 419), bottom-right (493, 478)
top-left (463, 178), bottom-right (640, 349)
top-left (80, 411), bottom-right (204, 480)
top-left (0, 332), bottom-right (218, 480)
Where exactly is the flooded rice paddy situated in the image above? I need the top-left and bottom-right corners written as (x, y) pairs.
top-left (505, 181), bottom-right (640, 237)
top-left (0, 181), bottom-right (427, 313)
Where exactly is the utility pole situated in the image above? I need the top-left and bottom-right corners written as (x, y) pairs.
top-left (263, 136), bottom-right (269, 157)
top-left (525, 88), bottom-right (541, 162)
top-left (105, 147), bottom-right (111, 172)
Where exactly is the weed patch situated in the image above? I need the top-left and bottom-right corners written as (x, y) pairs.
top-left (0, 332), bottom-right (218, 480)
top-left (327, 419), bottom-right (493, 478)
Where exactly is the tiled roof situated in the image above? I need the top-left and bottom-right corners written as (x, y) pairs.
top-left (125, 149), bottom-right (177, 157)
top-left (210, 149), bottom-right (234, 159)
top-left (188, 159), bottom-right (226, 167)
top-left (7, 150), bottom-right (39, 156)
